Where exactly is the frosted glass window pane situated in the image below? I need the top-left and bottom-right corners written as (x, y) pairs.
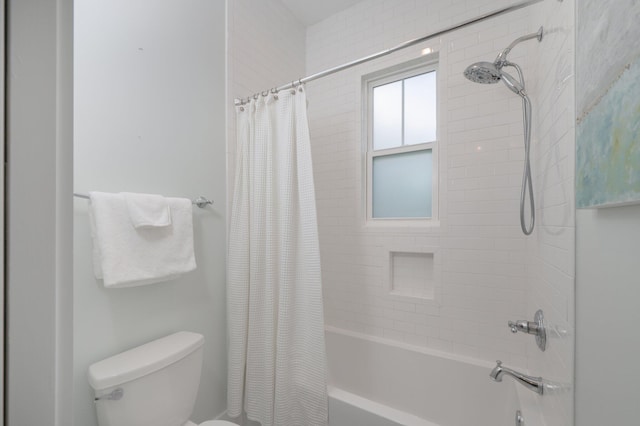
top-left (404, 71), bottom-right (437, 145)
top-left (372, 149), bottom-right (432, 218)
top-left (373, 81), bottom-right (402, 150)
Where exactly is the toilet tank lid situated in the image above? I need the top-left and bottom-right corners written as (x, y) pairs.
top-left (88, 331), bottom-right (204, 391)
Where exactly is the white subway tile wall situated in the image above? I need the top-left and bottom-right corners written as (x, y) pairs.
top-left (306, 0), bottom-right (535, 368)
top-left (308, 0), bottom-right (575, 420)
top-left (527, 1), bottom-right (575, 425)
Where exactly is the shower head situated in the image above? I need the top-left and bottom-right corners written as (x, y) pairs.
top-left (463, 62), bottom-right (526, 97)
top-left (463, 61), bottom-right (502, 84)
top-left (462, 29), bottom-right (541, 236)
top-left (463, 27), bottom-right (543, 94)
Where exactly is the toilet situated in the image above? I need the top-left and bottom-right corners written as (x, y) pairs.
top-left (88, 331), bottom-right (236, 426)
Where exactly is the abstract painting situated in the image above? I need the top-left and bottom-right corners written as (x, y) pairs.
top-left (576, 56), bottom-right (640, 208)
top-left (576, 0), bottom-right (640, 208)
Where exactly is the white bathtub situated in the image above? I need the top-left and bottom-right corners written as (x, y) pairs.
top-left (326, 327), bottom-right (539, 426)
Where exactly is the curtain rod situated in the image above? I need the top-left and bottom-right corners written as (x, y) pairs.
top-left (234, 0), bottom-right (544, 106)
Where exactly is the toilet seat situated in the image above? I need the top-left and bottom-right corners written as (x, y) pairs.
top-left (199, 421), bottom-right (238, 426)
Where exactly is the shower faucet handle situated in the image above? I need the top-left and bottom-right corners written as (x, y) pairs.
top-left (508, 320), bottom-right (533, 334)
top-left (507, 310), bottom-right (546, 351)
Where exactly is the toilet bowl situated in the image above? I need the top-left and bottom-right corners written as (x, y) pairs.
top-left (88, 332), bottom-right (235, 426)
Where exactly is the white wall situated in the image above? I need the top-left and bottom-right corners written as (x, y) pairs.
top-left (73, 1), bottom-right (226, 425)
top-left (227, 0), bottom-right (306, 209)
top-left (6, 0), bottom-right (74, 424)
top-left (575, 0), bottom-right (640, 424)
top-left (306, 0), bottom-right (535, 366)
top-left (575, 205), bottom-right (640, 425)
top-left (526, 1), bottom-right (576, 425)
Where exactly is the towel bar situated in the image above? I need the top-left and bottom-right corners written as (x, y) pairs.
top-left (73, 192), bottom-right (213, 208)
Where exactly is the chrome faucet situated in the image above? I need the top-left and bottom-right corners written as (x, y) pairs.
top-left (508, 309), bottom-right (546, 351)
top-left (490, 360), bottom-right (544, 395)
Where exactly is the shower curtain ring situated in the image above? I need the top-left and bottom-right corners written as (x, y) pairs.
top-left (262, 90), bottom-right (269, 97)
top-left (253, 93), bottom-right (259, 100)
top-left (271, 87), bottom-right (279, 100)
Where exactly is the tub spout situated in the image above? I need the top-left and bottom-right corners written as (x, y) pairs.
top-left (490, 360), bottom-right (544, 395)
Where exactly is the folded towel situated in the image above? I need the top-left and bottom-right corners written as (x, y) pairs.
top-left (123, 192), bottom-right (172, 228)
top-left (89, 191), bottom-right (197, 288)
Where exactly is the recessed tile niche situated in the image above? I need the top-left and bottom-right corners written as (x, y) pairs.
top-left (389, 251), bottom-right (435, 300)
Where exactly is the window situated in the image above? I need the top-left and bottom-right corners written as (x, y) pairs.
top-left (365, 58), bottom-right (438, 221)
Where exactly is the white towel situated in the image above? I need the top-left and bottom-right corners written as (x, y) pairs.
top-left (123, 192), bottom-right (172, 228)
top-left (89, 191), bottom-right (197, 288)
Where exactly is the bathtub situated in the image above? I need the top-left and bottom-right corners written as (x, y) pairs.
top-left (326, 327), bottom-right (540, 426)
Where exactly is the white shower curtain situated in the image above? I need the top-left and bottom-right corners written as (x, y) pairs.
top-left (227, 85), bottom-right (328, 426)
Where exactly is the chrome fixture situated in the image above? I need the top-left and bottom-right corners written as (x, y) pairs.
top-left (193, 196), bottom-right (214, 208)
top-left (508, 309), bottom-right (546, 351)
top-left (463, 27), bottom-right (543, 236)
top-left (234, 0), bottom-right (545, 105)
top-left (73, 192), bottom-right (213, 209)
top-left (490, 360), bottom-right (544, 395)
top-left (94, 387), bottom-right (123, 402)
top-left (515, 410), bottom-right (525, 425)
top-left (493, 27), bottom-right (543, 70)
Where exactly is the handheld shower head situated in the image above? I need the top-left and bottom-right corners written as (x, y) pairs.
top-left (463, 61), bottom-right (501, 84)
top-left (463, 63), bottom-right (526, 97)
top-left (462, 28), bottom-right (542, 236)
top-left (499, 69), bottom-right (526, 96)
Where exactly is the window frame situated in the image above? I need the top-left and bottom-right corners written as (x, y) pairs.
top-left (363, 56), bottom-right (440, 225)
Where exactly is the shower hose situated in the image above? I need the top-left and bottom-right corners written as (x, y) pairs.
top-left (507, 62), bottom-right (535, 235)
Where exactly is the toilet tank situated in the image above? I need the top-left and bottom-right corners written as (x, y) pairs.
top-left (88, 331), bottom-right (205, 426)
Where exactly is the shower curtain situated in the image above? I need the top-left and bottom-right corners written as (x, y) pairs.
top-left (227, 85), bottom-right (328, 426)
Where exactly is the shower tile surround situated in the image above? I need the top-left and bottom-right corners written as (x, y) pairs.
top-left (526, 2), bottom-right (575, 425)
top-left (306, 0), bottom-right (538, 367)
top-left (228, 1), bottom-right (575, 425)
top-left (306, 1), bottom-right (574, 424)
